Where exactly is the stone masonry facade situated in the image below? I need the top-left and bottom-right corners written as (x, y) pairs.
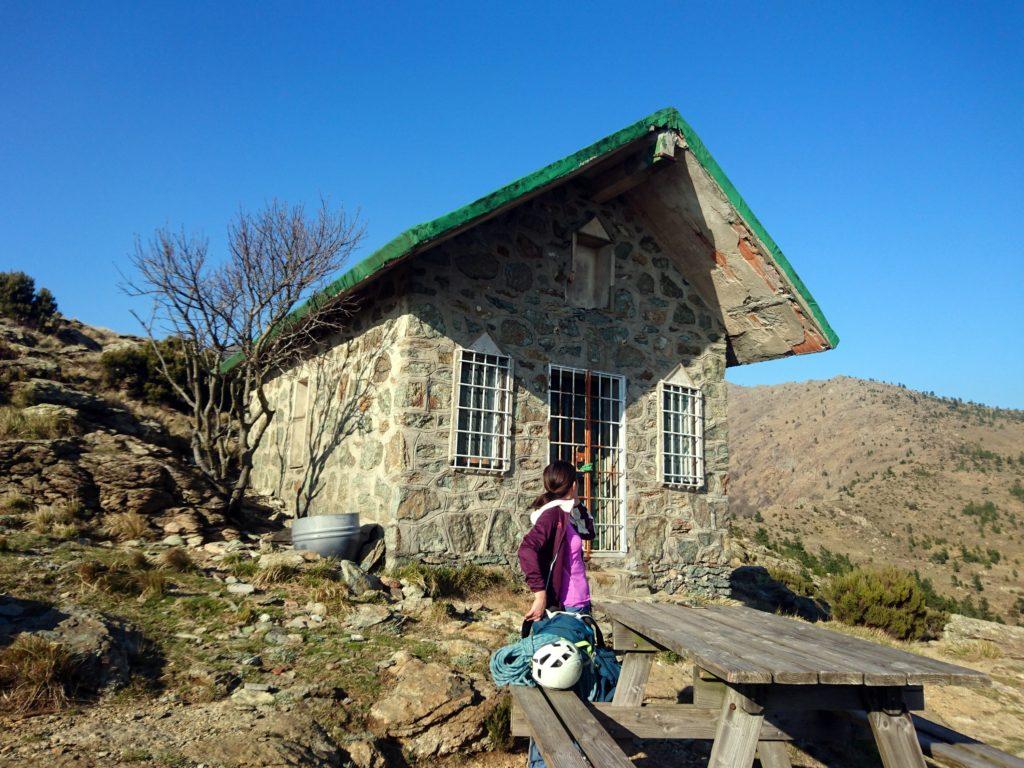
top-left (251, 179), bottom-right (731, 591)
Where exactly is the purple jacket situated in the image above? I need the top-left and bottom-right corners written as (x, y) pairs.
top-left (518, 503), bottom-right (595, 609)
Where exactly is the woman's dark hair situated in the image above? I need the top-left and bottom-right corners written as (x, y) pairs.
top-left (532, 460), bottom-right (577, 508)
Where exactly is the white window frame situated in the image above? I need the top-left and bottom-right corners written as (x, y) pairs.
top-left (658, 378), bottom-right (704, 489)
top-left (546, 363), bottom-right (627, 555)
top-left (448, 345), bottom-right (513, 474)
top-left (288, 377), bottom-right (310, 469)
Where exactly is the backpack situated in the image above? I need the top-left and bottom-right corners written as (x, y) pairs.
top-left (525, 610), bottom-right (621, 703)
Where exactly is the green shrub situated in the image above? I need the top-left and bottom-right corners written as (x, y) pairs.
top-left (484, 693), bottom-right (513, 751)
top-left (1011, 483), bottom-right (1024, 503)
top-left (768, 566), bottom-right (817, 598)
top-left (99, 339), bottom-right (188, 409)
top-left (0, 272), bottom-right (60, 330)
top-left (826, 566), bottom-right (945, 641)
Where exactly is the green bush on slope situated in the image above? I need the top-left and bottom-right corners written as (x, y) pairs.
top-left (826, 566), bottom-right (946, 641)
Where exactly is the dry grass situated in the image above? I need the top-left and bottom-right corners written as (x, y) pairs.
top-left (306, 581), bottom-right (354, 609)
top-left (219, 552), bottom-right (259, 579)
top-left (76, 559), bottom-right (166, 598)
top-left (160, 547), bottom-right (194, 572)
top-left (0, 406), bottom-right (69, 440)
top-left (0, 635), bottom-right (84, 715)
top-left (122, 549), bottom-right (151, 570)
top-left (0, 493), bottom-right (34, 515)
top-left (390, 562), bottom-right (513, 599)
top-left (134, 569), bottom-right (167, 599)
top-left (234, 602), bottom-right (258, 624)
top-left (27, 501), bottom-right (87, 538)
top-left (942, 639), bottom-right (1003, 661)
top-left (252, 563), bottom-right (300, 587)
top-left (103, 511), bottom-right (152, 542)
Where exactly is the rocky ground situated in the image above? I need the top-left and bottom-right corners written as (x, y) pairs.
top-left (2, 317), bottom-right (1023, 765)
top-left (3, 521), bottom-right (1022, 766)
top-left (0, 524), bottom-right (522, 766)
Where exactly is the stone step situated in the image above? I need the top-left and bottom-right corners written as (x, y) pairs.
top-left (587, 566), bottom-right (651, 600)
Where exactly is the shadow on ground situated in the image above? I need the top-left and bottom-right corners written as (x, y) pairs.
top-left (728, 566), bottom-right (830, 621)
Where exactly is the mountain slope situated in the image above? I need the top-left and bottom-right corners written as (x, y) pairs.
top-left (728, 376), bottom-right (1024, 621)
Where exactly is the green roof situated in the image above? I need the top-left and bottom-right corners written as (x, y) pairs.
top-left (241, 107), bottom-right (837, 369)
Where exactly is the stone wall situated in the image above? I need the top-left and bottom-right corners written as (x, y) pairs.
top-left (251, 179), bottom-right (732, 586)
top-left (249, 277), bottom-right (409, 525)
top-left (386, 179), bottom-right (730, 580)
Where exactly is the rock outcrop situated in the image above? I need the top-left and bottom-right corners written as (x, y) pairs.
top-left (943, 614), bottom-right (1024, 659)
top-left (0, 317), bottom-right (222, 529)
top-left (367, 650), bottom-right (497, 757)
top-left (0, 596), bottom-right (141, 693)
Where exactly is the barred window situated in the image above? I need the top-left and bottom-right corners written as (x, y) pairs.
top-left (450, 348), bottom-right (513, 472)
top-left (660, 382), bottom-right (704, 487)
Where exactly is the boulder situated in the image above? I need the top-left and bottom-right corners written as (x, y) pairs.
top-left (81, 442), bottom-right (177, 516)
top-left (356, 524), bottom-right (386, 572)
top-left (11, 378), bottom-right (108, 412)
top-left (161, 509), bottom-right (204, 534)
top-left (338, 559), bottom-right (384, 595)
top-left (367, 653), bottom-right (494, 757)
top-left (943, 614), bottom-right (1024, 659)
top-left (0, 597), bottom-right (140, 692)
top-left (343, 740), bottom-right (386, 768)
top-left (345, 604), bottom-right (396, 630)
top-left (231, 687), bottom-right (276, 707)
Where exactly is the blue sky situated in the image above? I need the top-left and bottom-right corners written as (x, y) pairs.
top-left (2, 2), bottom-right (1022, 407)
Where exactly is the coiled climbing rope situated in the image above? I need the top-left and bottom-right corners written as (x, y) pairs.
top-left (488, 632), bottom-right (564, 688)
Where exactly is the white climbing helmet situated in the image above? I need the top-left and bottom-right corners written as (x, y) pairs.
top-left (531, 639), bottom-right (583, 690)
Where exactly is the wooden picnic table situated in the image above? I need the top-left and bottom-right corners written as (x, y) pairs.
top-left (601, 601), bottom-right (991, 768)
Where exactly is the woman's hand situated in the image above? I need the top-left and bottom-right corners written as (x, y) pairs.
top-left (524, 591), bottom-right (547, 622)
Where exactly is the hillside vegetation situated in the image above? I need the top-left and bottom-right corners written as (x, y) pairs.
top-left (728, 376), bottom-right (1024, 623)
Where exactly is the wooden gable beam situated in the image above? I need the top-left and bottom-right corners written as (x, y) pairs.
top-left (586, 131), bottom-right (681, 204)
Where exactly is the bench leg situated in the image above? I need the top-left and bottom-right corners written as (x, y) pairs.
top-left (756, 741), bottom-right (792, 768)
top-left (611, 652), bottom-right (654, 707)
top-left (709, 686), bottom-right (765, 768)
top-left (865, 689), bottom-right (927, 768)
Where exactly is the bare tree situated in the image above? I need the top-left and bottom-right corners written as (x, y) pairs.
top-left (125, 200), bottom-right (363, 519)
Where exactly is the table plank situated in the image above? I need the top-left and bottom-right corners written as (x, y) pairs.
top-left (543, 689), bottom-right (635, 768)
top-left (710, 605), bottom-right (988, 686)
top-left (603, 601), bottom-right (773, 683)
top-left (700, 605), bottom-right (869, 685)
top-left (515, 703), bottom-right (795, 741)
top-left (913, 715), bottom-right (1024, 768)
top-left (643, 603), bottom-right (825, 684)
top-left (509, 687), bottom-right (589, 768)
top-left (707, 605), bottom-right (905, 685)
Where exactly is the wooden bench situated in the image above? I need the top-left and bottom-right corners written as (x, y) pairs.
top-left (840, 710), bottom-right (1024, 768)
top-left (510, 686), bottom-right (633, 768)
top-left (914, 715), bottom-right (1024, 768)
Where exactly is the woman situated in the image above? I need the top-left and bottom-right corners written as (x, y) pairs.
top-left (518, 460), bottom-right (596, 620)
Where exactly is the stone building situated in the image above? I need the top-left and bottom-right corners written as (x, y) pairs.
top-left (249, 108), bottom-right (837, 592)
